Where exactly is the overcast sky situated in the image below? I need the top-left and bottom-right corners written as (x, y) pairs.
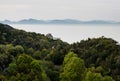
top-left (0, 0), bottom-right (120, 21)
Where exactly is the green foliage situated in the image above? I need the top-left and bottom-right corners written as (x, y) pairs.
top-left (84, 71), bottom-right (114, 81)
top-left (6, 54), bottom-right (50, 81)
top-left (26, 47), bottom-right (34, 55)
top-left (33, 50), bottom-right (41, 59)
top-left (84, 71), bottom-right (103, 81)
top-left (103, 76), bottom-right (115, 81)
top-left (62, 52), bottom-right (78, 65)
top-left (15, 45), bottom-right (24, 54)
top-left (7, 63), bottom-right (17, 75)
top-left (0, 23), bottom-right (119, 81)
top-left (60, 52), bottom-right (86, 81)
top-left (71, 37), bottom-right (120, 81)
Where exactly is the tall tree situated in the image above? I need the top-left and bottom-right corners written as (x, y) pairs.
top-left (60, 52), bottom-right (86, 81)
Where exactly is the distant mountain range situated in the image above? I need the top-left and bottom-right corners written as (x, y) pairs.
top-left (0, 19), bottom-right (120, 24)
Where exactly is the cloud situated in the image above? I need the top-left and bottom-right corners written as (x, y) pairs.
top-left (0, 4), bottom-right (30, 10)
top-left (0, 0), bottom-right (120, 21)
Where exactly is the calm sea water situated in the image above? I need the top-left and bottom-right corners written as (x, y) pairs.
top-left (10, 24), bottom-right (120, 44)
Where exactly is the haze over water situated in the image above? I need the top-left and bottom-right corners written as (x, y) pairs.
top-left (10, 24), bottom-right (120, 44)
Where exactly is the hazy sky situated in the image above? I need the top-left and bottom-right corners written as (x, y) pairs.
top-left (0, 0), bottom-right (120, 21)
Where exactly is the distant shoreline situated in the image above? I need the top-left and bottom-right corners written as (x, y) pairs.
top-left (0, 19), bottom-right (120, 25)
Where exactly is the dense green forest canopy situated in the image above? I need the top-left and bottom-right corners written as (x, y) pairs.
top-left (0, 23), bottom-right (120, 81)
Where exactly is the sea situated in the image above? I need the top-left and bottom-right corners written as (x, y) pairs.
top-left (10, 24), bottom-right (120, 44)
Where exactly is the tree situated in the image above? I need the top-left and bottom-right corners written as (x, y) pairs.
top-left (6, 54), bottom-right (50, 81)
top-left (103, 76), bottom-right (115, 81)
top-left (84, 71), bottom-right (114, 81)
top-left (33, 50), bottom-right (41, 59)
top-left (15, 45), bottom-right (24, 54)
top-left (84, 71), bottom-right (103, 81)
top-left (60, 52), bottom-right (86, 81)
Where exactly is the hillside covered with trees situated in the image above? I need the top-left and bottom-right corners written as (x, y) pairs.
top-left (0, 23), bottom-right (120, 81)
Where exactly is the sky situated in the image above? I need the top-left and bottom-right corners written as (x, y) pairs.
top-left (0, 0), bottom-right (120, 21)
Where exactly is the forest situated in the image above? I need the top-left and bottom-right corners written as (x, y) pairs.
top-left (0, 23), bottom-right (120, 81)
